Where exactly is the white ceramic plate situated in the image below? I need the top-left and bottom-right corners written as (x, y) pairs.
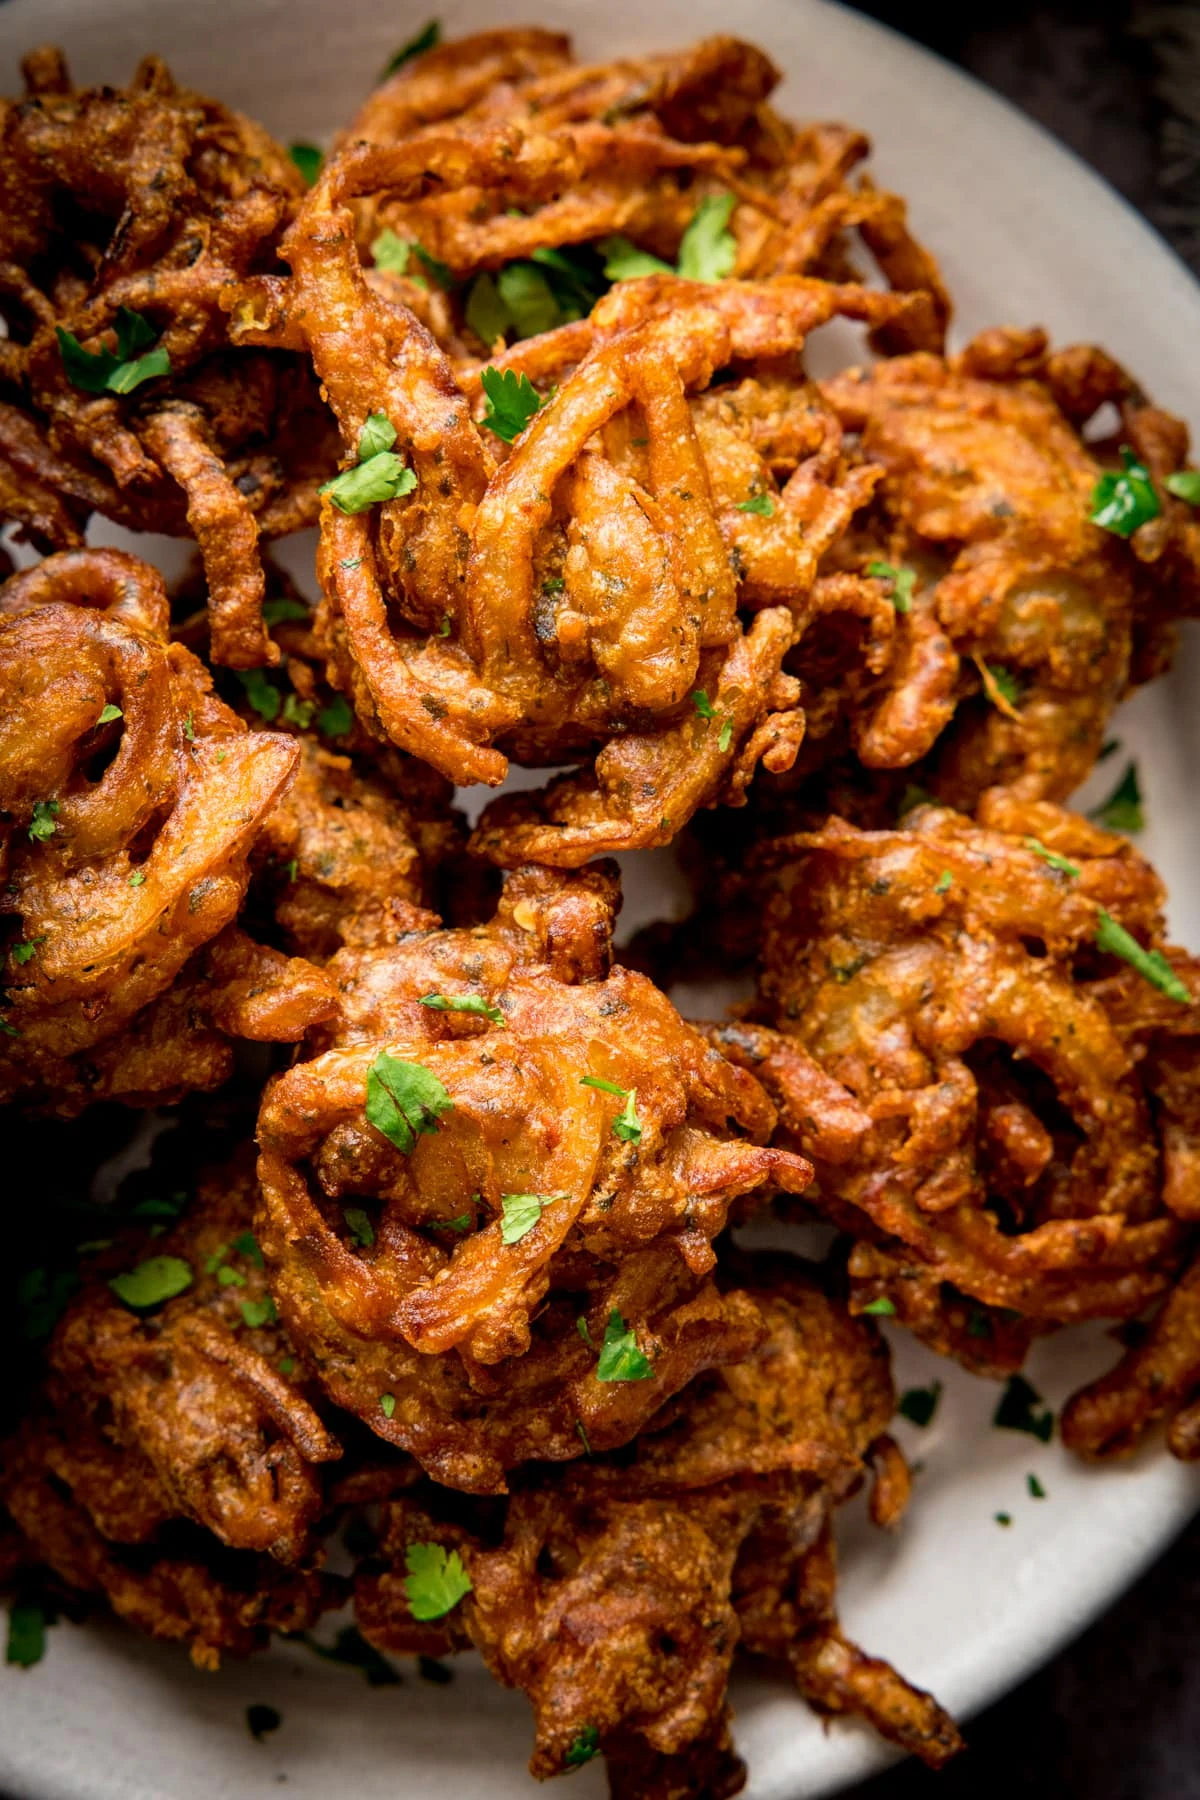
top-left (2, 1), bottom-right (1200, 1796)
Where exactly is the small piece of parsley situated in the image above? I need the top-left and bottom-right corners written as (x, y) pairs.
top-left (344, 1206), bottom-right (376, 1249)
top-left (1090, 447), bottom-right (1161, 538)
top-left (579, 1074), bottom-right (627, 1097)
top-left (57, 307), bottom-right (169, 396)
top-left (737, 493), bottom-right (775, 517)
top-left (980, 660), bottom-right (1023, 710)
top-left (304, 1626), bottom-right (401, 1686)
top-left (404, 1543), bottom-right (472, 1621)
top-left (1166, 469), bottom-right (1200, 505)
top-left (97, 703), bottom-right (123, 725)
top-left (1023, 838), bottom-right (1081, 878)
top-left (612, 1089), bottom-right (642, 1145)
top-left (128, 871), bottom-right (146, 887)
top-left (109, 1255), bottom-right (193, 1310)
top-left (380, 1392), bottom-right (396, 1419)
top-left (599, 235), bottom-right (673, 281)
top-left (382, 18), bottom-right (441, 77)
top-left (479, 366), bottom-right (545, 443)
top-left (1089, 760), bottom-right (1143, 833)
top-left (430, 1214), bottom-right (473, 1233)
top-left (262, 597), bottom-right (310, 626)
top-left (935, 871), bottom-right (952, 895)
top-left (237, 667), bottom-right (281, 722)
top-left (321, 417), bottom-right (416, 514)
top-left (499, 1192), bottom-right (565, 1246)
top-left (10, 938), bottom-right (44, 965)
top-left (318, 694), bottom-right (354, 739)
top-left (565, 1727), bottom-right (600, 1768)
top-left (419, 991), bottom-right (505, 1026)
top-left (1095, 909), bottom-right (1191, 1003)
top-left (595, 1309), bottom-right (654, 1382)
top-left (358, 411), bottom-right (397, 459)
top-left (28, 800), bottom-right (59, 843)
top-left (366, 1050), bottom-right (453, 1153)
top-left (6, 1602), bottom-right (47, 1669)
top-left (992, 1374), bottom-right (1054, 1442)
top-left (676, 192), bottom-right (737, 281)
top-left (289, 142), bottom-right (323, 186)
top-left (994, 1512), bottom-right (1013, 1528)
top-left (1028, 1473), bottom-right (1047, 1499)
top-left (860, 1296), bottom-right (896, 1316)
top-left (240, 1295), bottom-right (278, 1330)
top-left (897, 1382), bottom-right (942, 1428)
top-left (867, 559), bottom-right (916, 613)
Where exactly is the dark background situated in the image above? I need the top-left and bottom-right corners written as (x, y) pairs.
top-left (845, 5), bottom-right (1200, 1797)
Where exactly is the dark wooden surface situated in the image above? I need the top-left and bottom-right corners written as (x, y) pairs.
top-left (841, 12), bottom-right (1200, 1796)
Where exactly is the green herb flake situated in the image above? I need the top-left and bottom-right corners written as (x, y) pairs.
top-left (247, 1703), bottom-right (281, 1740)
top-left (737, 493), bottom-right (775, 517)
top-left (576, 1315), bottom-right (594, 1348)
top-left (496, 261), bottom-right (562, 337)
top-left (575, 1418), bottom-right (592, 1455)
top-left (579, 1074), bottom-right (628, 1097)
top-left (1165, 469), bottom-right (1200, 505)
top-left (1090, 447), bottom-right (1161, 538)
top-left (57, 308), bottom-right (170, 396)
top-left (403, 1542), bottom-right (472, 1621)
top-left (692, 689), bottom-right (717, 721)
top-left (109, 1255), bottom-right (193, 1310)
top-left (28, 800), bottom-right (59, 843)
top-left (366, 1049), bottom-right (453, 1153)
top-left (128, 871), bottom-right (147, 887)
top-left (382, 18), bottom-right (441, 77)
top-left (318, 693), bottom-right (354, 739)
top-left (419, 991), bottom-right (505, 1026)
top-left (464, 272), bottom-right (511, 347)
top-left (676, 192), bottom-right (737, 282)
top-left (278, 1355), bottom-right (296, 1377)
top-left (430, 1213), bottom-right (472, 1233)
top-left (612, 1089), bottom-right (642, 1145)
top-left (595, 1309), bottom-right (654, 1382)
top-left (500, 1192), bottom-right (565, 1246)
top-left (236, 667), bottom-right (281, 721)
top-left (994, 1512), bottom-right (1013, 1528)
top-left (599, 235), bottom-right (673, 281)
top-left (345, 1206), bottom-right (376, 1249)
top-left (321, 451), bottom-right (416, 514)
top-left (479, 366), bottom-right (545, 443)
top-left (866, 559), bottom-right (916, 613)
top-left (379, 1392), bottom-right (396, 1419)
top-left (6, 1602), bottom-right (47, 1669)
top-left (304, 1625), bottom-right (401, 1686)
top-left (216, 1266), bottom-right (246, 1288)
top-left (897, 1382), bottom-right (942, 1428)
top-left (240, 1295), bottom-right (278, 1330)
top-left (993, 1374), bottom-right (1054, 1442)
top-left (232, 1231), bottom-right (264, 1268)
top-left (982, 661), bottom-right (1023, 708)
top-left (183, 712), bottom-right (195, 742)
top-left (358, 411), bottom-right (397, 460)
top-left (861, 1296), bottom-right (896, 1316)
top-left (10, 938), bottom-right (44, 965)
top-left (1028, 1473), bottom-right (1047, 1499)
top-left (1089, 760), bottom-right (1144, 833)
top-left (263, 597), bottom-right (310, 625)
top-left (1095, 909), bottom-right (1191, 1003)
top-left (934, 871), bottom-right (952, 895)
top-left (289, 142), bottom-right (323, 186)
top-left (371, 227), bottom-right (412, 276)
top-left (97, 703), bottom-right (123, 725)
top-left (281, 692), bottom-right (315, 729)
top-left (565, 1726), bottom-right (600, 1768)
top-left (1024, 838), bottom-right (1081, 878)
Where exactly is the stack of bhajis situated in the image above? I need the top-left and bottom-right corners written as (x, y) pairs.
top-left (3, 23), bottom-right (1200, 1799)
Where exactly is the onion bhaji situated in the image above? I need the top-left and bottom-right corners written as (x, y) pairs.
top-left (354, 1256), bottom-right (960, 1797)
top-left (0, 547), bottom-right (337, 1111)
top-left (713, 794), bottom-right (1200, 1362)
top-left (256, 862), bottom-right (811, 1491)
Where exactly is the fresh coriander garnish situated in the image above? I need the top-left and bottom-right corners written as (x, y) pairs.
top-left (576, 1315), bottom-right (594, 1348)
top-left (236, 667), bottom-right (281, 721)
top-left (57, 307), bottom-right (169, 396)
top-left (381, 18), bottom-right (441, 77)
top-left (1027, 1473), bottom-right (1047, 1499)
top-left (1089, 760), bottom-right (1143, 833)
top-left (109, 1255), bottom-right (193, 1310)
top-left (565, 1726), bottom-right (600, 1767)
top-left (994, 1512), bottom-right (1013, 1528)
top-left (247, 1703), bottom-right (281, 1741)
top-left (419, 992), bottom-right (505, 1026)
top-left (344, 1206), bottom-right (375, 1248)
top-left (1094, 910), bottom-right (1191, 1003)
top-left (1023, 838), bottom-right (1081, 878)
top-left (97, 703), bottom-right (122, 724)
top-left (934, 871), bottom-right (952, 895)
top-left (992, 1374), bottom-right (1054, 1442)
top-left (403, 1543), bottom-right (472, 1621)
top-left (860, 1296), bottom-right (896, 1316)
top-left (897, 1382), bottom-right (942, 1428)
top-left (379, 1392), bottom-right (396, 1419)
top-left (216, 1266), bottom-right (245, 1287)
top-left (318, 694), bottom-right (354, 739)
top-left (430, 1214), bottom-right (473, 1233)
top-left (595, 1309), bottom-right (654, 1382)
top-left (979, 660), bottom-right (1023, 711)
top-left (234, 1231), bottom-right (263, 1267)
top-left (10, 938), bottom-right (44, 965)
top-left (499, 1192), bottom-right (565, 1246)
top-left (676, 192), bottom-right (737, 281)
top-left (289, 142), bottom-right (323, 186)
top-left (612, 1089), bottom-right (642, 1145)
top-left (321, 414), bottom-right (416, 514)
top-left (1166, 469), bottom-right (1200, 505)
top-left (183, 712), bottom-right (195, 742)
top-left (691, 689), bottom-right (733, 752)
top-left (28, 800), bottom-right (59, 843)
top-left (737, 493), bottom-right (775, 517)
top-left (240, 1295), bottom-right (278, 1330)
top-left (128, 871), bottom-right (147, 887)
top-left (579, 1074), bottom-right (627, 1096)
top-left (867, 559), bottom-right (916, 613)
top-left (304, 1626), bottom-right (401, 1686)
top-left (262, 597), bottom-right (310, 625)
top-left (6, 1601), bottom-right (48, 1668)
top-left (366, 1050), bottom-right (453, 1152)
top-left (1090, 447), bottom-right (1161, 537)
top-left (279, 1356), bottom-right (296, 1377)
top-left (464, 272), bottom-right (510, 345)
top-left (599, 235), bottom-right (673, 280)
top-left (479, 366), bottom-right (545, 443)
top-left (371, 227), bottom-right (413, 276)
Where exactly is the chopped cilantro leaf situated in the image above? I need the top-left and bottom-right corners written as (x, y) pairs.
top-left (1028, 1473), bottom-right (1047, 1499)
top-left (994, 1512), bottom-right (1013, 1528)
top-left (479, 366), bottom-right (545, 443)
top-left (566, 1726), bottom-right (600, 1767)
top-left (861, 1296), bottom-right (896, 1316)
top-left (497, 262), bottom-right (560, 338)
top-left (128, 871), bottom-right (146, 887)
top-left (183, 712), bottom-right (195, 742)
top-left (321, 451), bottom-right (415, 514)
top-left (1095, 910), bottom-right (1191, 1003)
top-left (97, 703), bottom-right (123, 724)
top-left (279, 1356), bottom-right (296, 1377)
top-left (236, 667), bottom-right (281, 721)
top-left (595, 1309), bottom-right (654, 1382)
top-left (304, 1626), bottom-right (400, 1686)
top-left (16, 1267), bottom-right (78, 1341)
top-left (6, 1602), bottom-right (47, 1668)
top-left (289, 142), bottom-right (323, 186)
top-left (867, 559), bottom-right (916, 613)
top-left (599, 235), bottom-right (673, 281)
top-left (430, 1214), bottom-right (472, 1233)
top-left (10, 938), bottom-right (44, 965)
top-left (1024, 838), bottom-right (1081, 878)
top-left (464, 272), bottom-right (510, 346)
top-left (233, 1231), bottom-right (263, 1268)
top-left (318, 693), bottom-right (354, 739)
top-left (380, 1392), bottom-right (396, 1419)
top-left (993, 1374), bottom-right (1054, 1442)
top-left (366, 1050), bottom-right (453, 1153)
top-left (403, 1542), bottom-right (472, 1621)
top-left (28, 800), bottom-right (59, 842)
top-left (1089, 760), bottom-right (1144, 833)
top-left (692, 689), bottom-right (717, 721)
top-left (676, 192), bottom-right (737, 281)
top-left (981, 661), bottom-right (1023, 709)
top-left (935, 871), bottom-right (952, 895)
top-left (240, 1295), bottom-right (278, 1330)
top-left (737, 492), bottom-right (775, 517)
top-left (419, 991), bottom-right (505, 1026)
top-left (1090, 447), bottom-right (1161, 537)
top-left (371, 227), bottom-right (412, 275)
top-left (579, 1074), bottom-right (628, 1097)
top-left (109, 1255), bottom-right (192, 1310)
top-left (1166, 469), bottom-right (1200, 505)
top-left (263, 597), bottom-right (310, 625)
top-left (58, 308), bottom-right (169, 396)
top-left (247, 1703), bottom-right (281, 1740)
top-left (499, 1192), bottom-right (565, 1246)
top-left (281, 692), bottom-right (315, 729)
top-left (897, 1382), bottom-right (942, 1428)
top-left (344, 1206), bottom-right (375, 1248)
top-left (411, 243), bottom-right (453, 289)
top-left (576, 1315), bottom-right (594, 1347)
top-left (216, 1266), bottom-right (245, 1287)
top-left (382, 19), bottom-right (441, 76)
top-left (612, 1089), bottom-right (642, 1145)
top-left (358, 412), bottom-right (397, 459)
